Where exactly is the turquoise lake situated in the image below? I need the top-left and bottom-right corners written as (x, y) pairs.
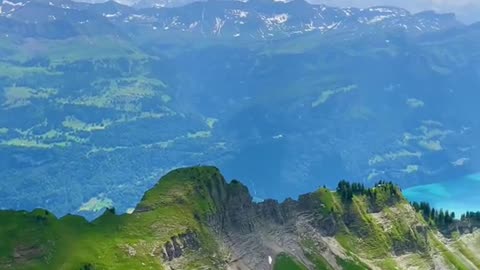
top-left (404, 173), bottom-right (480, 216)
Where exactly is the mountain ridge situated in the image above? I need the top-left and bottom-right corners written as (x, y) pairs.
top-left (0, 0), bottom-right (464, 40)
top-left (1, 166), bottom-right (479, 269)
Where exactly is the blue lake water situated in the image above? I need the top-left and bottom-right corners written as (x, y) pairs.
top-left (404, 173), bottom-right (480, 216)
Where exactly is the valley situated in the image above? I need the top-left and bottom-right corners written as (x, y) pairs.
top-left (0, 0), bottom-right (479, 221)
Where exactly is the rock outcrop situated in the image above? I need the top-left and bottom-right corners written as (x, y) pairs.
top-left (161, 231), bottom-right (200, 261)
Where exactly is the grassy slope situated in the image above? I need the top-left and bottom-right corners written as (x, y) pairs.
top-left (273, 253), bottom-right (308, 270)
top-left (314, 186), bottom-right (480, 270)
top-left (316, 186), bottom-right (429, 270)
top-left (0, 166), bottom-right (224, 270)
top-left (455, 241), bottom-right (480, 268)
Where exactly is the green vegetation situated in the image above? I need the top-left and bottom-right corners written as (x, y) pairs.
top-left (0, 167), bottom-right (225, 270)
top-left (187, 131), bottom-right (212, 139)
top-left (301, 239), bottom-right (334, 270)
top-left (455, 241), bottom-right (480, 268)
top-left (336, 257), bottom-right (370, 270)
top-left (406, 98), bottom-right (425, 108)
top-left (205, 117), bottom-right (218, 129)
top-left (402, 164), bottom-right (420, 174)
top-left (418, 140), bottom-right (443, 151)
top-left (411, 201), bottom-right (456, 227)
top-left (0, 63), bottom-right (62, 79)
top-left (40, 36), bottom-right (149, 65)
top-left (461, 211), bottom-right (480, 222)
top-left (311, 85), bottom-right (357, 108)
top-left (62, 116), bottom-right (112, 132)
top-left (307, 254), bottom-right (334, 270)
top-left (314, 187), bottom-right (343, 215)
top-left (274, 253), bottom-right (308, 270)
top-left (331, 181), bottom-right (433, 269)
top-left (368, 150), bottom-right (422, 166)
top-left (429, 232), bottom-right (471, 270)
top-left (336, 180), bottom-right (402, 205)
top-left (55, 76), bottom-right (161, 112)
top-left (0, 138), bottom-right (70, 149)
top-left (347, 196), bottom-right (391, 258)
top-left (2, 86), bottom-right (57, 108)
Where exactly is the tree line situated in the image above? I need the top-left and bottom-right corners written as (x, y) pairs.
top-left (410, 201), bottom-right (455, 227)
top-left (461, 211), bottom-right (480, 222)
top-left (336, 180), bottom-right (400, 202)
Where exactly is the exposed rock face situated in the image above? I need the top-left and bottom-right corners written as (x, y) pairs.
top-left (202, 176), bottom-right (322, 269)
top-left (195, 171), bottom-right (436, 270)
top-left (162, 231), bottom-right (200, 262)
top-left (13, 245), bottom-right (44, 264)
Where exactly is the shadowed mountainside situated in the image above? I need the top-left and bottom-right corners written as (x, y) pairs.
top-left (1, 0), bottom-right (480, 220)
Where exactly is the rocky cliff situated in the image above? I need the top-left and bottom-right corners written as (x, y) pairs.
top-left (0, 166), bottom-right (479, 270)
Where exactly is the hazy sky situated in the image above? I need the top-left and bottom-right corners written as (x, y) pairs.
top-left (315, 0), bottom-right (480, 23)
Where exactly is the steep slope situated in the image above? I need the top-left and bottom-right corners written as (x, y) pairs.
top-left (0, 166), bottom-right (479, 269)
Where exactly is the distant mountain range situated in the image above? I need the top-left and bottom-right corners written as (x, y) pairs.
top-left (0, 0), bottom-right (465, 39)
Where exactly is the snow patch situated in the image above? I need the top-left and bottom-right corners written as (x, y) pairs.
top-left (304, 21), bottom-right (317, 32)
top-left (103, 12), bottom-right (121, 18)
top-left (213, 17), bottom-right (225, 35)
top-left (367, 15), bottom-right (393, 24)
top-left (127, 14), bottom-right (151, 22)
top-left (325, 22), bottom-right (339, 30)
top-left (370, 7), bottom-right (394, 13)
top-left (263, 13), bottom-right (289, 26)
top-left (189, 21), bottom-right (198, 29)
top-left (231, 9), bottom-right (248, 18)
top-left (2, 0), bottom-right (24, 6)
top-left (343, 9), bottom-right (352, 17)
